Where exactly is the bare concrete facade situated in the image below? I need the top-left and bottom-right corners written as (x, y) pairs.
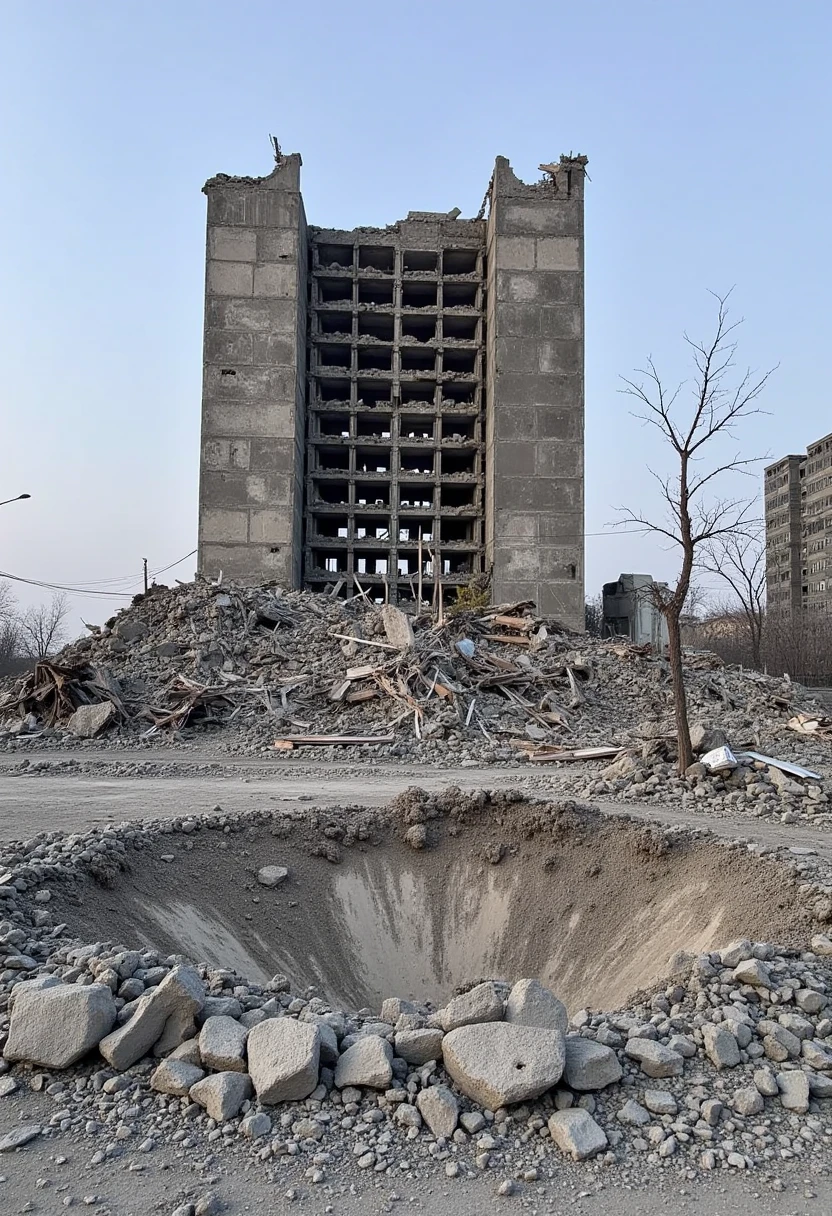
top-left (198, 150), bottom-right (586, 628)
top-left (765, 432), bottom-right (832, 615)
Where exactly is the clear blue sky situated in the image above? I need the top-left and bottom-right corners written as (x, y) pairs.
top-left (1, 0), bottom-right (830, 632)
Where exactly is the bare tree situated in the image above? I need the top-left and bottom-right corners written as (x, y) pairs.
top-left (702, 528), bottom-right (766, 668)
top-left (0, 579), bottom-right (16, 622)
top-left (585, 593), bottom-right (603, 637)
top-left (617, 292), bottom-right (773, 773)
top-left (681, 581), bottom-right (711, 624)
top-left (17, 593), bottom-right (70, 659)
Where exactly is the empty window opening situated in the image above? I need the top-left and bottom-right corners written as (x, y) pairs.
top-left (403, 250), bottom-right (438, 273)
top-left (317, 446), bottom-right (350, 472)
top-left (314, 480), bottom-right (349, 505)
top-left (319, 312), bottom-right (353, 338)
top-left (314, 517), bottom-right (350, 539)
top-left (356, 414), bottom-right (391, 440)
top-left (314, 550), bottom-right (347, 573)
top-left (400, 416), bottom-right (434, 440)
top-left (358, 313), bottom-right (394, 342)
top-left (356, 552), bottom-right (389, 575)
top-left (441, 450), bottom-right (476, 476)
top-left (443, 349), bottom-right (478, 376)
top-left (317, 244), bottom-right (353, 270)
top-left (441, 518), bottom-right (475, 543)
top-left (318, 379), bottom-right (351, 404)
top-left (443, 314), bottom-right (478, 341)
top-left (319, 413), bottom-right (351, 439)
top-left (440, 484), bottom-right (476, 508)
top-left (402, 282), bottom-right (438, 309)
top-left (318, 344), bottom-right (351, 370)
top-left (319, 278), bottom-right (353, 304)
top-left (402, 316), bottom-right (437, 343)
top-left (355, 516), bottom-right (389, 541)
top-left (443, 282), bottom-right (478, 308)
top-left (358, 247), bottom-right (395, 273)
top-left (357, 383), bottom-right (393, 407)
top-left (399, 485), bottom-right (433, 510)
top-left (446, 553), bottom-right (473, 574)
top-left (441, 417), bottom-right (475, 442)
top-left (358, 347), bottom-right (393, 372)
top-left (443, 248), bottom-right (479, 275)
top-left (356, 483), bottom-right (389, 507)
top-left (398, 518), bottom-right (433, 542)
top-left (358, 279), bottom-right (395, 306)
top-left (356, 447), bottom-right (390, 474)
top-left (401, 451), bottom-right (435, 477)
top-left (400, 385), bottom-right (436, 408)
top-left (442, 383), bottom-right (476, 406)
top-left (401, 348), bottom-right (436, 373)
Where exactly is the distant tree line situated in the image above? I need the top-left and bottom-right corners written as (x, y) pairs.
top-left (0, 581), bottom-right (69, 677)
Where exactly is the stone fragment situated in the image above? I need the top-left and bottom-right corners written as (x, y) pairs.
top-left (811, 934), bottom-right (832, 956)
top-left (777, 1070), bottom-right (810, 1113)
top-left (624, 1038), bottom-right (684, 1079)
top-left (700, 1098), bottom-right (723, 1126)
top-left (380, 605), bottom-right (415, 649)
top-left (190, 1071), bottom-right (252, 1121)
top-left (381, 997), bottom-right (418, 1023)
top-left (690, 723), bottom-right (728, 754)
top-left (719, 939), bottom-right (752, 967)
top-left (802, 1040), bottom-right (832, 1070)
top-left (548, 1109), bottom-right (608, 1160)
top-left (733, 959), bottom-right (771, 988)
top-left (257, 866), bottom-right (288, 888)
top-left (416, 1084), bottom-right (459, 1137)
top-left (151, 1058), bottom-right (205, 1096)
top-left (394, 1103), bottom-right (422, 1129)
top-left (98, 965), bottom-right (204, 1070)
top-left (796, 988), bottom-right (827, 1014)
top-left (4, 979), bottom-right (116, 1069)
top-left (241, 1112), bottom-right (272, 1139)
top-left (169, 1039), bottom-right (203, 1068)
top-left (617, 1099), bottom-right (650, 1126)
top-left (809, 1071), bottom-right (832, 1098)
top-left (67, 702), bottom-right (116, 738)
top-left (753, 1068), bottom-right (779, 1097)
top-left (0, 1076), bottom-right (18, 1097)
top-left (643, 1090), bottom-right (677, 1116)
top-left (702, 1023), bottom-right (740, 1070)
top-left (199, 1016), bottom-right (248, 1073)
top-left (0, 1124), bottom-right (41, 1151)
top-left (732, 1086), bottom-right (764, 1116)
top-left (442, 1022), bottom-right (565, 1107)
top-left (394, 1028), bottom-right (444, 1065)
top-left (563, 1037), bottom-right (622, 1091)
top-left (667, 1034), bottom-right (697, 1058)
top-left (247, 1019), bottom-right (320, 1104)
top-left (334, 1035), bottom-right (392, 1090)
top-left (504, 979), bottom-right (567, 1034)
top-left (440, 982), bottom-right (504, 1032)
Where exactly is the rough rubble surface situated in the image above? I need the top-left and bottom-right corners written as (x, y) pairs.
top-left (4, 795), bottom-right (832, 1191)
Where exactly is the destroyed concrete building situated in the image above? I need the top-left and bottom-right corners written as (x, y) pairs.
top-left (765, 432), bottom-right (832, 614)
top-left (602, 574), bottom-right (669, 649)
top-left (197, 149), bottom-right (587, 630)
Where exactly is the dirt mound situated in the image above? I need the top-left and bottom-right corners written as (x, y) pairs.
top-left (50, 793), bottom-right (811, 1013)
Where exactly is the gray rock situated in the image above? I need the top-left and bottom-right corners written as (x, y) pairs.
top-left (114, 619), bottom-right (148, 641)
top-left (563, 1037), bottom-right (622, 1091)
top-left (4, 979), bottom-right (116, 1069)
top-left (548, 1109), bottom-right (608, 1160)
top-left (733, 959), bottom-right (771, 988)
top-left (381, 997), bottom-right (418, 1023)
top-left (199, 1016), bottom-right (248, 1073)
top-left (150, 1058), bottom-right (205, 1096)
top-left (169, 1039), bottom-right (203, 1068)
top-left (314, 1021), bottom-right (339, 1067)
top-left (0, 1076), bottom-right (18, 1097)
top-left (504, 979), bottom-right (567, 1034)
top-left (753, 1068), bottom-right (779, 1097)
top-left (335, 1035), bottom-right (393, 1090)
top-left (241, 1112), bottom-right (272, 1139)
top-left (809, 1071), bottom-right (832, 1098)
top-left (0, 1124), bottom-right (41, 1151)
top-left (67, 702), bottom-right (116, 739)
top-left (380, 605), bottom-right (415, 649)
top-left (98, 965), bottom-right (204, 1070)
top-left (667, 1034), bottom-right (697, 1058)
top-left (416, 1084), bottom-right (459, 1137)
top-left (442, 1022), bottom-right (565, 1108)
top-left (394, 1028), bottom-right (444, 1065)
top-left (624, 1038), bottom-right (684, 1078)
top-left (394, 1103), bottom-right (422, 1129)
top-left (777, 1070), bottom-right (810, 1113)
top-left (200, 997), bottom-right (243, 1021)
top-left (617, 1099), bottom-right (650, 1126)
top-left (802, 1040), bottom-right (832, 1070)
top-left (733, 1086), bottom-right (764, 1116)
top-left (643, 1089), bottom-right (677, 1115)
top-left (702, 1024), bottom-right (740, 1070)
top-left (690, 723), bottom-right (728, 753)
top-left (247, 1018), bottom-right (320, 1104)
top-left (190, 1071), bottom-right (252, 1121)
top-left (719, 939), bottom-right (752, 967)
top-left (257, 866), bottom-right (289, 888)
top-left (440, 982), bottom-right (504, 1032)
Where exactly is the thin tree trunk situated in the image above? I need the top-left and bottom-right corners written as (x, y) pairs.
top-left (666, 610), bottom-right (693, 773)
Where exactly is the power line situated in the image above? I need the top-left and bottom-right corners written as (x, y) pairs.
top-left (0, 549), bottom-right (197, 599)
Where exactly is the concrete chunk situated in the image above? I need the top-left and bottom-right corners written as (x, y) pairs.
top-left (563, 1036), bottom-right (622, 1091)
top-left (703, 1024), bottom-right (741, 1070)
top-left (442, 1022), bottom-right (564, 1107)
top-left (334, 1035), bottom-right (393, 1090)
top-left (416, 1084), bottom-right (459, 1137)
top-left (150, 1058), bottom-right (205, 1096)
top-left (98, 965), bottom-right (204, 1070)
top-left (247, 1018), bottom-right (320, 1104)
top-left (4, 980), bottom-right (116, 1069)
top-left (199, 1016), bottom-right (248, 1073)
top-left (190, 1071), bottom-right (252, 1121)
top-left (440, 983), bottom-right (504, 1033)
top-left (67, 702), bottom-right (116, 739)
top-left (394, 1028), bottom-right (444, 1065)
top-left (777, 1070), bottom-right (810, 1113)
top-left (380, 605), bottom-right (415, 649)
top-left (624, 1038), bottom-right (684, 1079)
top-left (505, 979), bottom-right (567, 1034)
top-left (548, 1108), bottom-right (608, 1160)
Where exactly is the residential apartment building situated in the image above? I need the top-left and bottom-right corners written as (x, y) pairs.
top-left (765, 432), bottom-right (832, 613)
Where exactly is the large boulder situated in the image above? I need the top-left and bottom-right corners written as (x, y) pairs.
top-left (442, 1022), bottom-right (565, 1107)
top-left (334, 1035), bottom-right (393, 1090)
top-left (190, 1071), bottom-right (252, 1121)
top-left (4, 978), bottom-right (116, 1069)
top-left (505, 979), bottom-right (567, 1034)
top-left (247, 1018), bottom-right (320, 1104)
top-left (67, 702), bottom-right (116, 739)
top-left (199, 1016), bottom-right (248, 1073)
top-left (98, 965), bottom-right (204, 1070)
top-left (563, 1036), bottom-right (622, 1091)
top-left (440, 983), bottom-right (504, 1033)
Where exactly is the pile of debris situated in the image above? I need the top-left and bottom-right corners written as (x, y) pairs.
top-left (0, 580), bottom-right (827, 777)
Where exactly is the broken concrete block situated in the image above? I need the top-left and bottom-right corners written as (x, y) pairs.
top-left (334, 1035), bottom-right (393, 1090)
top-left (563, 1036), bottom-right (622, 1091)
top-left (380, 605), bottom-right (414, 649)
top-left (624, 1038), bottom-right (684, 1078)
top-left (505, 979), bottom-right (567, 1034)
top-left (257, 865), bottom-right (288, 888)
top-left (4, 979), bottom-right (116, 1069)
top-left (198, 1016), bottom-right (248, 1072)
top-left (150, 1058), bottom-right (205, 1096)
top-left (247, 1018), bottom-right (320, 1104)
top-left (98, 965), bottom-right (205, 1070)
top-left (440, 982), bottom-right (504, 1032)
top-left (442, 1022), bottom-right (565, 1107)
top-left (190, 1071), bottom-right (252, 1121)
top-left (416, 1084), bottom-right (459, 1137)
top-left (67, 702), bottom-right (116, 739)
top-left (690, 723), bottom-right (728, 754)
top-left (394, 1028), bottom-right (444, 1065)
top-left (548, 1108), bottom-right (608, 1160)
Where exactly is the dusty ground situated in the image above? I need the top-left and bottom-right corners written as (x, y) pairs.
top-left (3, 749), bottom-right (832, 1214)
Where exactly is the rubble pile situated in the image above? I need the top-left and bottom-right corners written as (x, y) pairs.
top-left (1, 581), bottom-right (827, 783)
top-left (3, 801), bottom-right (832, 1180)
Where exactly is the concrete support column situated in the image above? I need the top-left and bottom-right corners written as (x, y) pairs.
top-left (485, 155), bottom-right (586, 629)
top-left (198, 154), bottom-right (307, 585)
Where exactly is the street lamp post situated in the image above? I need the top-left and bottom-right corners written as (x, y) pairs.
top-left (0, 494), bottom-right (31, 507)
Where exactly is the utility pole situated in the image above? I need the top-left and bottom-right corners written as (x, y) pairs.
top-left (143, 558), bottom-right (148, 595)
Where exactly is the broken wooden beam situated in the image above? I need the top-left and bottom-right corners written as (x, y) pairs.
top-left (273, 734), bottom-right (395, 747)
